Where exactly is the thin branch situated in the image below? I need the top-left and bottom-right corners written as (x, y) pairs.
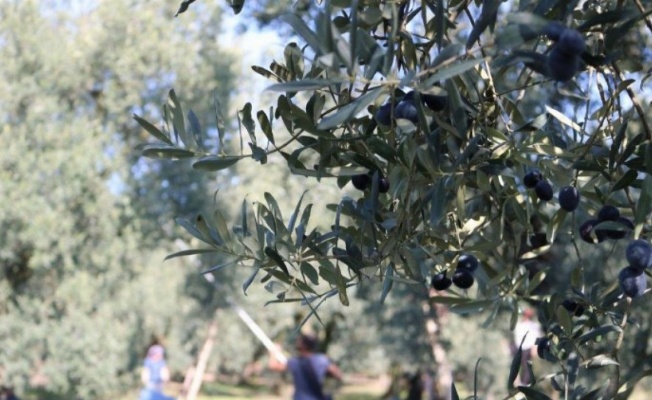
top-left (633, 0), bottom-right (652, 37)
top-left (607, 297), bottom-right (632, 398)
top-left (611, 62), bottom-right (652, 141)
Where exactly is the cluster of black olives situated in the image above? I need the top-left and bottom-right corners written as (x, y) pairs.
top-left (431, 254), bottom-right (479, 291)
top-left (374, 90), bottom-right (447, 126)
top-left (578, 205), bottom-right (634, 244)
top-left (543, 22), bottom-right (586, 82)
top-left (538, 240), bottom-right (651, 362)
top-left (523, 169), bottom-right (580, 211)
top-left (619, 239), bottom-right (651, 298)
top-left (350, 89), bottom-right (448, 192)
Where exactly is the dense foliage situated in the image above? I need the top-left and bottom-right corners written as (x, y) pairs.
top-left (141, 0), bottom-right (652, 398)
top-left (0, 0), bottom-right (236, 397)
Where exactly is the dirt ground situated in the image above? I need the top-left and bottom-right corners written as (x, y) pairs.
top-left (122, 374), bottom-right (652, 400)
top-left (120, 374), bottom-right (388, 400)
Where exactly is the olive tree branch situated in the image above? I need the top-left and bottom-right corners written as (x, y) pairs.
top-left (610, 62), bottom-right (652, 142)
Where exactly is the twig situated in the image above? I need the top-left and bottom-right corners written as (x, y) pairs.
top-left (633, 0), bottom-right (652, 37)
top-left (607, 297), bottom-right (632, 398)
top-left (610, 62), bottom-right (652, 141)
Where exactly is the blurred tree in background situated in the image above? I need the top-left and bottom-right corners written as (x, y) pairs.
top-left (0, 0), bottom-right (238, 397)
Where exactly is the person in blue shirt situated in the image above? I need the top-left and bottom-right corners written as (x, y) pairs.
top-left (0, 386), bottom-right (20, 400)
top-left (139, 344), bottom-right (174, 400)
top-left (268, 334), bottom-right (343, 400)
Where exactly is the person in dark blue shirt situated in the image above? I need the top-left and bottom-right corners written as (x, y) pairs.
top-left (0, 386), bottom-right (20, 400)
top-left (269, 334), bottom-right (342, 400)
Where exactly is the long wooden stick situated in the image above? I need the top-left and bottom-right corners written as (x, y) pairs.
top-left (184, 317), bottom-right (219, 400)
top-left (179, 291), bottom-right (286, 400)
top-left (204, 272), bottom-right (287, 363)
top-left (172, 241), bottom-right (288, 399)
top-left (229, 302), bottom-right (288, 364)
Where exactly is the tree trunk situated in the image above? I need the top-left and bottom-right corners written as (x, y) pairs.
top-left (183, 313), bottom-right (219, 400)
top-left (422, 293), bottom-right (453, 400)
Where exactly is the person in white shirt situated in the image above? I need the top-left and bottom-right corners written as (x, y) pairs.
top-left (512, 307), bottom-right (542, 385)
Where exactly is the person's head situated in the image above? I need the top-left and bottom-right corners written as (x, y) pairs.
top-left (523, 307), bottom-right (536, 320)
top-left (295, 333), bottom-right (318, 354)
top-left (147, 344), bottom-right (165, 361)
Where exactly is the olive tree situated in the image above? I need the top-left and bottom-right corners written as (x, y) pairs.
top-left (138, 0), bottom-right (652, 398)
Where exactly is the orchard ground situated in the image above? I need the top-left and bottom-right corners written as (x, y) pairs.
top-left (116, 375), bottom-right (384, 400)
top-left (112, 375), bottom-right (652, 400)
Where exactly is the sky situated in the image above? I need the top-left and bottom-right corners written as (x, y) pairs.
top-left (219, 11), bottom-right (289, 112)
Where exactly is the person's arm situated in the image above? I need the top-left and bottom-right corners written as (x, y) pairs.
top-left (268, 344), bottom-right (288, 372)
top-left (161, 365), bottom-right (170, 382)
top-left (326, 361), bottom-right (343, 381)
top-left (141, 367), bottom-right (150, 385)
